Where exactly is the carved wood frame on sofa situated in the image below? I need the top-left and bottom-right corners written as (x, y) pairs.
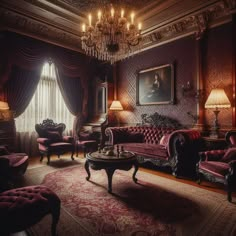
top-left (105, 113), bottom-right (203, 178)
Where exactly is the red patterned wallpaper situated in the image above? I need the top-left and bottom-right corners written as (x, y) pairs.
top-left (116, 36), bottom-right (197, 127)
top-left (203, 23), bottom-right (233, 129)
top-left (116, 23), bottom-right (233, 129)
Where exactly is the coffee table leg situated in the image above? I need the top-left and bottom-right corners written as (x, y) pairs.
top-left (132, 162), bottom-right (139, 183)
top-left (85, 160), bottom-right (91, 181)
top-left (105, 168), bottom-right (115, 193)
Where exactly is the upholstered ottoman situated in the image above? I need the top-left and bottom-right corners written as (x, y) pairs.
top-left (0, 185), bottom-right (60, 236)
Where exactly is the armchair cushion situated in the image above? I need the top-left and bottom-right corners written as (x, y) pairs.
top-left (79, 132), bottom-right (94, 141)
top-left (36, 138), bottom-right (51, 146)
top-left (199, 161), bottom-right (230, 179)
top-left (62, 135), bottom-right (74, 143)
top-left (222, 147), bottom-right (236, 162)
top-left (46, 131), bottom-right (62, 142)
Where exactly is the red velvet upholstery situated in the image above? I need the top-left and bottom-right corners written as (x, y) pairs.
top-left (0, 145), bottom-right (28, 187)
top-left (106, 127), bottom-right (202, 178)
top-left (197, 130), bottom-right (236, 202)
top-left (35, 119), bottom-right (74, 164)
top-left (0, 185), bottom-right (60, 236)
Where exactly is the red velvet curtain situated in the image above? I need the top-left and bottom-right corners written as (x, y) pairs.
top-left (53, 47), bottom-right (86, 115)
top-left (4, 65), bottom-right (42, 117)
top-left (0, 32), bottom-right (88, 116)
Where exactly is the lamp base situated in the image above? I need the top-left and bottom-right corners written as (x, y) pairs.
top-left (209, 109), bottom-right (220, 139)
top-left (209, 132), bottom-right (219, 139)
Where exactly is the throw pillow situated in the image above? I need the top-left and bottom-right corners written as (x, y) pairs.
top-left (160, 134), bottom-right (170, 147)
top-left (46, 131), bottom-right (62, 142)
top-left (221, 147), bottom-right (236, 162)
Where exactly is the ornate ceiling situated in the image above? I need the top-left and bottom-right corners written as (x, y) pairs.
top-left (0, 0), bottom-right (235, 57)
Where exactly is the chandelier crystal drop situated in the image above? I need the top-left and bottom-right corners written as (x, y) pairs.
top-left (81, 5), bottom-right (142, 64)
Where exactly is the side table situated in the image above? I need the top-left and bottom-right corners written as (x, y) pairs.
top-left (202, 137), bottom-right (227, 151)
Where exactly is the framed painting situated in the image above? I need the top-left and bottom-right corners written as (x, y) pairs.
top-left (136, 63), bottom-right (174, 105)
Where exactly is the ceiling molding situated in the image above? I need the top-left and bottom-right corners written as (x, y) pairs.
top-left (0, 0), bottom-right (236, 56)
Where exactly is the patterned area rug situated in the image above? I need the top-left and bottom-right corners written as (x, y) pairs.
top-left (23, 159), bottom-right (236, 236)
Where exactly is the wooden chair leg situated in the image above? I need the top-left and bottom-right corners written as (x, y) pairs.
top-left (76, 144), bottom-right (79, 157)
top-left (40, 154), bottom-right (44, 162)
top-left (71, 150), bottom-right (74, 160)
top-left (47, 154), bottom-right (51, 165)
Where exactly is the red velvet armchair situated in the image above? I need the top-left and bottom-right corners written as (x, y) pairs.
top-left (35, 119), bottom-right (74, 164)
top-left (0, 145), bottom-right (28, 189)
top-left (197, 130), bottom-right (236, 202)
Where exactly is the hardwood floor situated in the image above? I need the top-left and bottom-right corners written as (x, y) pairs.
top-left (28, 153), bottom-right (235, 198)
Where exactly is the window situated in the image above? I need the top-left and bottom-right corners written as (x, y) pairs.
top-left (15, 62), bottom-right (75, 133)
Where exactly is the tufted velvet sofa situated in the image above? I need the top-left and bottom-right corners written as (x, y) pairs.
top-left (105, 126), bottom-right (202, 178)
top-left (0, 185), bottom-right (60, 235)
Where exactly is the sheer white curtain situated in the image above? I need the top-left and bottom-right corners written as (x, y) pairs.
top-left (15, 62), bottom-right (75, 156)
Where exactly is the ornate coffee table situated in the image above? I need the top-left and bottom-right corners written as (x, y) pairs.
top-left (85, 151), bottom-right (139, 193)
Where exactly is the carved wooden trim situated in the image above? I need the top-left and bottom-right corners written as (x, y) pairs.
top-left (0, 7), bottom-right (83, 53)
top-left (0, 0), bottom-right (236, 56)
top-left (140, 112), bottom-right (183, 129)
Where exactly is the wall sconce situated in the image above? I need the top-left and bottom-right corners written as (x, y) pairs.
top-left (109, 100), bottom-right (123, 126)
top-left (182, 81), bottom-right (192, 96)
top-left (205, 88), bottom-right (231, 138)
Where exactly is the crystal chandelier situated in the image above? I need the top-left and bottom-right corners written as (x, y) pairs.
top-left (81, 5), bottom-right (142, 64)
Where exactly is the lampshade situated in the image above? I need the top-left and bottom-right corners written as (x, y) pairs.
top-left (205, 88), bottom-right (231, 109)
top-left (0, 101), bottom-right (9, 110)
top-left (109, 100), bottom-right (123, 111)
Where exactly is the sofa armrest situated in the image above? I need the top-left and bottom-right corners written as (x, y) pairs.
top-left (62, 135), bottom-right (74, 143)
top-left (105, 127), bottom-right (144, 145)
top-left (167, 129), bottom-right (202, 177)
top-left (36, 138), bottom-right (51, 146)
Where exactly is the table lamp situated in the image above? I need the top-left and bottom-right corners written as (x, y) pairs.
top-left (205, 88), bottom-right (231, 138)
top-left (109, 100), bottom-right (123, 126)
top-left (0, 101), bottom-right (10, 120)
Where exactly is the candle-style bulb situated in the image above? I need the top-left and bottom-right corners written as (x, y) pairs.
top-left (121, 9), bottom-right (124, 18)
top-left (88, 14), bottom-right (92, 26)
top-left (111, 8), bottom-right (114, 17)
top-left (82, 24), bottom-right (86, 32)
top-left (138, 23), bottom-right (142, 30)
top-left (131, 12), bottom-right (134, 24)
top-left (98, 10), bottom-right (101, 21)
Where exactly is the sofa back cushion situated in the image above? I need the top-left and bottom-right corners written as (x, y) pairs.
top-left (127, 126), bottom-right (175, 145)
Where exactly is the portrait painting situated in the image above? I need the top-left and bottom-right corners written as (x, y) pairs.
top-left (136, 64), bottom-right (174, 105)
